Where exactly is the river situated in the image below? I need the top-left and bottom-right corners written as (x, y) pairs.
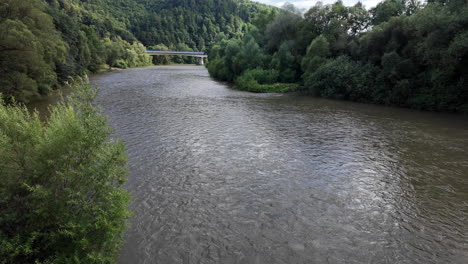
top-left (91, 65), bottom-right (468, 264)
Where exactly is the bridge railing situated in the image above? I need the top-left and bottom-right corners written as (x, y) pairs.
top-left (146, 50), bottom-right (207, 57)
top-left (146, 50), bottom-right (207, 65)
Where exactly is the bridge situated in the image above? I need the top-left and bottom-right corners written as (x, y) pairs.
top-left (146, 50), bottom-right (208, 65)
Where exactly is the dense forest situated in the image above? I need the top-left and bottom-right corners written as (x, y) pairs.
top-left (0, 0), bottom-right (271, 103)
top-left (208, 0), bottom-right (468, 112)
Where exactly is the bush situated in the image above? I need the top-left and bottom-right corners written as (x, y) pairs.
top-left (241, 68), bottom-right (279, 84)
top-left (114, 59), bottom-right (129, 69)
top-left (305, 56), bottom-right (379, 101)
top-left (0, 83), bottom-right (131, 264)
top-left (207, 58), bottom-right (229, 81)
top-left (235, 68), bottom-right (299, 93)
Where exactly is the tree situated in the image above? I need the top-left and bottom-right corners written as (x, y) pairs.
top-left (264, 10), bottom-right (301, 52)
top-left (301, 35), bottom-right (330, 76)
top-left (0, 83), bottom-right (131, 263)
top-left (371, 0), bottom-right (406, 25)
top-left (237, 34), bottom-right (263, 70)
top-left (224, 40), bottom-right (242, 81)
top-left (270, 41), bottom-right (299, 82)
top-left (0, 0), bottom-right (65, 102)
top-left (102, 38), bottom-right (124, 69)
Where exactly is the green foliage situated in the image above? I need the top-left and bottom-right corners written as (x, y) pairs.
top-left (128, 0), bottom-right (273, 49)
top-left (238, 68), bottom-right (279, 85)
top-left (371, 0), bottom-right (406, 25)
top-left (270, 41), bottom-right (300, 83)
top-left (301, 35), bottom-right (330, 79)
top-left (1, 0), bottom-right (156, 103)
top-left (0, 0), bottom-right (66, 103)
top-left (207, 58), bottom-right (228, 81)
top-left (208, 0), bottom-right (467, 112)
top-left (3, 0), bottom-right (272, 103)
top-left (303, 1), bottom-right (370, 49)
top-left (305, 56), bottom-right (379, 101)
top-left (264, 10), bottom-right (301, 52)
top-left (102, 38), bottom-right (152, 69)
top-left (253, 8), bottom-right (279, 32)
top-left (206, 14), bottom-right (301, 87)
top-left (235, 68), bottom-right (298, 93)
top-left (0, 83), bottom-right (131, 264)
top-left (237, 34), bottom-right (264, 70)
top-left (359, 1), bottom-right (468, 111)
top-left (224, 40), bottom-right (243, 80)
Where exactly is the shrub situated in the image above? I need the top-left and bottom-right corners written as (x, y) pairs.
top-left (114, 59), bottom-right (129, 69)
top-left (235, 68), bottom-right (299, 93)
top-left (207, 58), bottom-right (229, 81)
top-left (305, 56), bottom-right (379, 102)
top-left (0, 83), bottom-right (131, 264)
top-left (241, 68), bottom-right (279, 84)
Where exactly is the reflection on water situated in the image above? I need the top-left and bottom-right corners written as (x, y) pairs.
top-left (26, 87), bottom-right (72, 118)
top-left (92, 66), bottom-right (468, 264)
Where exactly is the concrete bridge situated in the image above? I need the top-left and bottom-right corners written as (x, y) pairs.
top-left (146, 50), bottom-right (208, 65)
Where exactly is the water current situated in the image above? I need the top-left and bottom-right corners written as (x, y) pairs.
top-left (91, 65), bottom-right (468, 264)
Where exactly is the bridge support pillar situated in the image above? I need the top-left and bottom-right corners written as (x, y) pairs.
top-left (198, 57), bottom-right (204, 66)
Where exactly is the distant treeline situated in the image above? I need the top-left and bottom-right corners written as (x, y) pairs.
top-left (208, 0), bottom-right (468, 113)
top-left (0, 0), bottom-right (271, 103)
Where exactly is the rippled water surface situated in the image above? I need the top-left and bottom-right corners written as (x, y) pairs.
top-left (92, 66), bottom-right (468, 264)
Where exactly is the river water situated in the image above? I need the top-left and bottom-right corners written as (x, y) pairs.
top-left (91, 66), bottom-right (468, 264)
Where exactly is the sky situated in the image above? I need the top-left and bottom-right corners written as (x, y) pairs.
top-left (253, 0), bottom-right (382, 10)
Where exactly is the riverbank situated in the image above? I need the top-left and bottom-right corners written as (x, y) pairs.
top-left (215, 73), bottom-right (468, 114)
top-left (206, 0), bottom-right (467, 114)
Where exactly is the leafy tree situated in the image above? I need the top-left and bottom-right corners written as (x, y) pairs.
top-left (305, 56), bottom-right (379, 100)
top-left (301, 35), bottom-right (330, 77)
top-left (0, 0), bottom-right (65, 102)
top-left (370, 0), bottom-right (406, 25)
top-left (224, 40), bottom-right (242, 81)
top-left (102, 38), bottom-right (125, 69)
top-left (237, 34), bottom-right (264, 70)
top-left (264, 10), bottom-right (301, 52)
top-left (271, 41), bottom-right (300, 82)
top-left (0, 83), bottom-right (131, 263)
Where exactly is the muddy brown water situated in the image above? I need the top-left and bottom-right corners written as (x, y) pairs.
top-left (91, 65), bottom-right (468, 264)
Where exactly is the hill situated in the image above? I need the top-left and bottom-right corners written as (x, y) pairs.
top-left (0, 0), bottom-right (272, 102)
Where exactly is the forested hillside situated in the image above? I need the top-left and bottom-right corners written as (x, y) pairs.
top-left (208, 0), bottom-right (468, 113)
top-left (132, 0), bottom-right (270, 49)
top-left (0, 0), bottom-right (271, 103)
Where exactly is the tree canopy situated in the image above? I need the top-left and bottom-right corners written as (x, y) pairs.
top-left (207, 0), bottom-right (468, 112)
top-left (0, 83), bottom-right (131, 263)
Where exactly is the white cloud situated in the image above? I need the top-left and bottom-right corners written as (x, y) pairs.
top-left (253, 0), bottom-right (381, 10)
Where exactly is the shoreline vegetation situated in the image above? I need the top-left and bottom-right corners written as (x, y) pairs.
top-left (0, 82), bottom-right (131, 263)
top-left (207, 0), bottom-right (467, 113)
